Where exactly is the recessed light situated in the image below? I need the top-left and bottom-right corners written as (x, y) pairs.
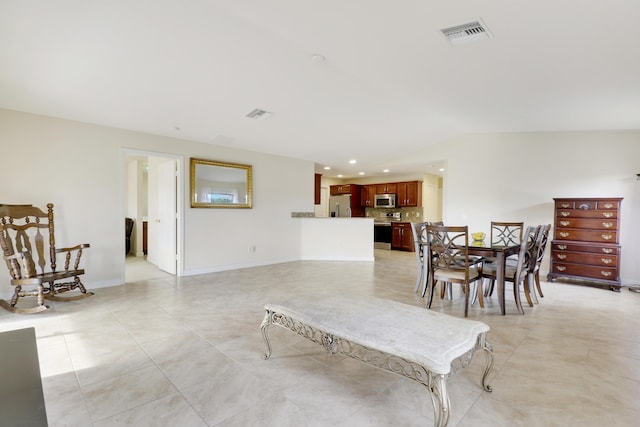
top-left (358, 172), bottom-right (365, 176)
top-left (439, 168), bottom-right (445, 172)
top-left (311, 53), bottom-right (326, 63)
top-left (323, 166), bottom-right (331, 170)
top-left (337, 174), bottom-right (343, 178)
top-left (382, 169), bottom-right (390, 173)
top-left (349, 159), bottom-right (357, 164)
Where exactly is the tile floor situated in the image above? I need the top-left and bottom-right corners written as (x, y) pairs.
top-left (1, 250), bottom-right (639, 426)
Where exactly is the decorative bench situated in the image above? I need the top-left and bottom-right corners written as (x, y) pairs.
top-left (260, 295), bottom-right (494, 427)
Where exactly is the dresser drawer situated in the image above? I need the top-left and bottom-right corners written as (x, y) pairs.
top-left (555, 218), bottom-right (618, 230)
top-left (551, 242), bottom-right (619, 255)
top-left (555, 209), bottom-right (618, 219)
top-left (552, 250), bottom-right (617, 267)
top-left (551, 262), bottom-right (619, 281)
top-left (554, 229), bottom-right (617, 243)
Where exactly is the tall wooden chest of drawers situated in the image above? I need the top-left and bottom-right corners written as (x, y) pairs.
top-left (547, 197), bottom-right (622, 291)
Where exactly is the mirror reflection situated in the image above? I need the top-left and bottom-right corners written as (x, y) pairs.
top-left (190, 158), bottom-right (253, 208)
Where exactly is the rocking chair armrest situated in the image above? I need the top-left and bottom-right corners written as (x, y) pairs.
top-left (54, 243), bottom-right (91, 253)
top-left (55, 243), bottom-right (89, 271)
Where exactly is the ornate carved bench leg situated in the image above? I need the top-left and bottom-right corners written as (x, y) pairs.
top-left (479, 334), bottom-right (494, 392)
top-left (260, 310), bottom-right (273, 360)
top-left (429, 374), bottom-right (450, 427)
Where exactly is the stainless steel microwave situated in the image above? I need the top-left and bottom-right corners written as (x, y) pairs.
top-left (374, 194), bottom-right (396, 208)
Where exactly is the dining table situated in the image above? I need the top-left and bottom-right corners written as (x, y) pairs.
top-left (467, 241), bottom-right (520, 315)
top-left (414, 238), bottom-right (520, 316)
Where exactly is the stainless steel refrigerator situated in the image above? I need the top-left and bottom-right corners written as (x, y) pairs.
top-left (329, 194), bottom-right (352, 217)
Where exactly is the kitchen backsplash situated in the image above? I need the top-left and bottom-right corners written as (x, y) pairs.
top-left (365, 207), bottom-right (424, 221)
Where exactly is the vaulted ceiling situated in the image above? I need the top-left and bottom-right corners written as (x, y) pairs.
top-left (1, 1), bottom-right (638, 178)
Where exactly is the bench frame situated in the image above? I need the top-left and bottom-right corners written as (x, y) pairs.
top-left (261, 307), bottom-right (493, 427)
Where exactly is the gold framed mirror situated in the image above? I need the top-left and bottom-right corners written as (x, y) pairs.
top-left (190, 158), bottom-right (253, 208)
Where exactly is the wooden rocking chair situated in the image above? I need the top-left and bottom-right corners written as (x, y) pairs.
top-left (0, 203), bottom-right (93, 314)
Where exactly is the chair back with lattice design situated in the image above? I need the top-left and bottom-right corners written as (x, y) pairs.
top-left (490, 221), bottom-right (524, 246)
top-left (426, 225), bottom-right (470, 275)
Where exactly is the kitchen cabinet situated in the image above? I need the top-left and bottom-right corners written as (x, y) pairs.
top-left (330, 184), bottom-right (353, 195)
top-left (361, 184), bottom-right (376, 207)
top-left (397, 181), bottom-right (422, 207)
top-left (376, 183), bottom-right (397, 194)
top-left (547, 197), bottom-right (622, 291)
top-left (391, 222), bottom-right (415, 252)
top-left (314, 174), bottom-right (321, 205)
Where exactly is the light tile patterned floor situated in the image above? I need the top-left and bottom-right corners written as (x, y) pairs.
top-left (1, 250), bottom-right (639, 426)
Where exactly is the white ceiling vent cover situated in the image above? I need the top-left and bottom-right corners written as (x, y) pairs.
top-left (246, 108), bottom-right (273, 121)
top-left (441, 19), bottom-right (492, 45)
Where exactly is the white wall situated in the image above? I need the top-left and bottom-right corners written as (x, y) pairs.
top-left (421, 132), bottom-right (640, 284)
top-left (0, 108), bottom-right (314, 297)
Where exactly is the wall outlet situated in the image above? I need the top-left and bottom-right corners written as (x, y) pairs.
top-left (248, 245), bottom-right (257, 253)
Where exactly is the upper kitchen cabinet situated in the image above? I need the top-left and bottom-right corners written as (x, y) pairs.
top-left (397, 181), bottom-right (422, 207)
top-left (361, 184), bottom-right (376, 207)
top-left (330, 184), bottom-right (353, 195)
top-left (376, 183), bottom-right (397, 194)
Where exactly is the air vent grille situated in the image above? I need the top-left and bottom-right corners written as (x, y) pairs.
top-left (441, 19), bottom-right (492, 45)
top-left (246, 108), bottom-right (273, 120)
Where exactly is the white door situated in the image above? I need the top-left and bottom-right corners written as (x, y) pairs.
top-left (156, 159), bottom-right (177, 274)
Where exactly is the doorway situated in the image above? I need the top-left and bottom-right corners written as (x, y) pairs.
top-left (123, 150), bottom-right (182, 282)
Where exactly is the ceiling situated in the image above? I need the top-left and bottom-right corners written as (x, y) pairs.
top-left (1, 1), bottom-right (639, 179)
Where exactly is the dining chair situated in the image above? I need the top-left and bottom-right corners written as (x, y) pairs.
top-left (481, 225), bottom-right (539, 315)
top-left (424, 225), bottom-right (483, 317)
top-left (482, 221), bottom-right (524, 291)
top-left (410, 222), bottom-right (429, 295)
top-left (524, 223), bottom-right (552, 304)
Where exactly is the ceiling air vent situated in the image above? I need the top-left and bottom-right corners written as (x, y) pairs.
top-left (246, 108), bottom-right (273, 121)
top-left (441, 19), bottom-right (492, 45)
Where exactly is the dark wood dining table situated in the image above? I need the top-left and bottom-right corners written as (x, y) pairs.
top-left (467, 242), bottom-right (520, 315)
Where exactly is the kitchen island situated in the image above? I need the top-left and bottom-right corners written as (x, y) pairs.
top-left (299, 217), bottom-right (374, 261)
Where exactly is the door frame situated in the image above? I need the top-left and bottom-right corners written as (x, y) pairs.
top-left (122, 148), bottom-right (184, 277)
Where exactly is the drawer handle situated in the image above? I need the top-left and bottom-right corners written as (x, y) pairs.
top-left (578, 203), bottom-right (590, 210)
top-left (559, 232), bottom-right (570, 237)
top-left (557, 266), bottom-right (566, 271)
top-left (560, 203), bottom-right (571, 208)
top-left (560, 221), bottom-right (570, 227)
top-left (557, 254), bottom-right (566, 259)
top-left (602, 203), bottom-right (614, 209)
top-left (558, 245), bottom-right (567, 250)
top-left (601, 234), bottom-right (613, 240)
top-left (602, 212), bottom-right (613, 218)
top-left (602, 222), bottom-right (613, 228)
top-left (560, 212), bottom-right (570, 217)
top-left (601, 258), bottom-right (612, 264)
top-left (601, 271), bottom-right (612, 277)
top-left (602, 248), bottom-right (613, 254)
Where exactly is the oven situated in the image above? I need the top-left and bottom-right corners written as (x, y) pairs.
top-left (374, 223), bottom-right (392, 249)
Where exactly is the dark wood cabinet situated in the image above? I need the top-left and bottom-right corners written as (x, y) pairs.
top-left (361, 184), bottom-right (376, 207)
top-left (376, 183), bottom-right (397, 194)
top-left (314, 174), bottom-right (322, 205)
top-left (391, 222), bottom-right (415, 252)
top-left (547, 197), bottom-right (622, 291)
top-left (330, 184), bottom-right (353, 195)
top-left (142, 220), bottom-right (148, 255)
top-left (397, 181), bottom-right (422, 207)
